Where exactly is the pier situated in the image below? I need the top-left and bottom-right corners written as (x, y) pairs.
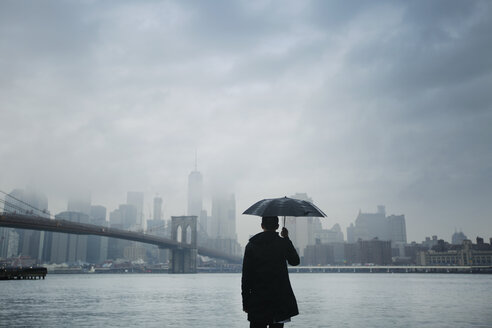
top-left (288, 265), bottom-right (492, 274)
top-left (0, 267), bottom-right (47, 280)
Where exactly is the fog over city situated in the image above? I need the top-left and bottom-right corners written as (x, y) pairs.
top-left (1, 0), bottom-right (491, 247)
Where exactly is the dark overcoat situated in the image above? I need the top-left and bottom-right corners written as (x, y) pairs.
top-left (241, 231), bottom-right (300, 323)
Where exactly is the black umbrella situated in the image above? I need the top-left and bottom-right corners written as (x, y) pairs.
top-left (243, 196), bottom-right (326, 226)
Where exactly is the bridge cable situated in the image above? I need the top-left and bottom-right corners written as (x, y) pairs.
top-left (0, 199), bottom-right (35, 215)
top-left (0, 190), bottom-right (52, 218)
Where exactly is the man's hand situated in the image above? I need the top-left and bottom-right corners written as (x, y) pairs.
top-left (281, 227), bottom-right (289, 238)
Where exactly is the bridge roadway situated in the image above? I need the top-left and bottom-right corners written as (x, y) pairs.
top-left (0, 213), bottom-right (242, 264)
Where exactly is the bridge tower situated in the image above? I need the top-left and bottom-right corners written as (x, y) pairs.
top-left (170, 216), bottom-right (197, 273)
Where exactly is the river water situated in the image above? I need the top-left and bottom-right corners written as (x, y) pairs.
top-left (0, 273), bottom-right (491, 327)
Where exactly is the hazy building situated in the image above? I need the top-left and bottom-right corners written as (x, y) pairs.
top-left (388, 214), bottom-right (407, 256)
top-left (188, 168), bottom-right (209, 238)
top-left (210, 193), bottom-right (237, 240)
top-left (40, 230), bottom-right (53, 263)
top-left (0, 188), bottom-right (49, 260)
top-left (17, 226), bottom-right (44, 261)
top-left (0, 228), bottom-right (9, 258)
top-left (344, 243), bottom-right (359, 265)
top-left (127, 192), bottom-right (144, 229)
top-left (146, 218), bottom-right (169, 263)
top-left (67, 192), bottom-right (91, 216)
top-left (340, 239), bottom-right (392, 265)
top-left (0, 229), bottom-right (19, 259)
top-left (108, 204), bottom-right (136, 260)
top-left (6, 230), bottom-right (20, 258)
top-left (388, 215), bottom-right (406, 243)
top-left (153, 196), bottom-right (163, 221)
top-left (314, 224), bottom-right (344, 244)
top-left (358, 239), bottom-right (392, 265)
top-left (147, 218), bottom-right (167, 236)
top-left (422, 235), bottom-right (439, 249)
top-left (50, 211), bottom-right (90, 264)
top-left (86, 205), bottom-right (108, 264)
top-left (207, 193), bottom-right (240, 256)
top-left (123, 244), bottom-right (147, 261)
top-left (187, 170), bottom-right (203, 217)
top-left (90, 205), bottom-right (106, 223)
top-left (48, 230), bottom-right (68, 264)
top-left (352, 206), bottom-right (389, 241)
top-left (303, 240), bottom-right (334, 266)
top-left (452, 231), bottom-right (467, 245)
top-left (198, 209), bottom-right (209, 239)
top-left (285, 193), bottom-right (323, 257)
top-left (346, 223), bottom-right (356, 243)
top-left (404, 242), bottom-right (428, 265)
top-left (303, 241), bottom-right (346, 266)
top-left (347, 206), bottom-right (407, 256)
top-left (3, 189), bottom-right (30, 215)
top-left (204, 237), bottom-right (242, 257)
top-left (110, 204), bottom-right (138, 230)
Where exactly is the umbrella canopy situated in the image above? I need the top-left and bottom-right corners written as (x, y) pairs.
top-left (243, 197), bottom-right (326, 218)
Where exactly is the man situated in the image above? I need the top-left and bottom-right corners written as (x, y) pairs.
top-left (242, 216), bottom-right (300, 328)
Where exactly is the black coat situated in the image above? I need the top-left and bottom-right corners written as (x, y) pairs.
top-left (241, 231), bottom-right (300, 323)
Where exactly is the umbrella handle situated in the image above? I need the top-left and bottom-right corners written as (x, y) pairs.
top-left (283, 216), bottom-right (286, 228)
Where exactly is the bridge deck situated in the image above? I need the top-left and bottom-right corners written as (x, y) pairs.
top-left (0, 214), bottom-right (242, 263)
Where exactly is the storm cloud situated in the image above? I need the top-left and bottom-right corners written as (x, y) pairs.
top-left (1, 0), bottom-right (491, 245)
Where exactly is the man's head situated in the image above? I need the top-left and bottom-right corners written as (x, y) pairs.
top-left (261, 216), bottom-right (279, 231)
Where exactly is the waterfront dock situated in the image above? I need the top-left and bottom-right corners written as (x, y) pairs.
top-left (288, 265), bottom-right (492, 274)
top-left (0, 267), bottom-right (47, 280)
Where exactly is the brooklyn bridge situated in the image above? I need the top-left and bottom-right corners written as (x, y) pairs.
top-left (0, 213), bottom-right (242, 273)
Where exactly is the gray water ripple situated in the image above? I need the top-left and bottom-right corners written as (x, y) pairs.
top-left (0, 273), bottom-right (491, 327)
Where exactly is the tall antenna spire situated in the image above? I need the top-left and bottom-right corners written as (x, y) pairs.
top-left (194, 149), bottom-right (198, 171)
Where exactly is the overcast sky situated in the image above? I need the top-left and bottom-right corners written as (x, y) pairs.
top-left (1, 0), bottom-right (491, 247)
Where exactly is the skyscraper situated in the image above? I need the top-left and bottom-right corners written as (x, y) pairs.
top-left (110, 204), bottom-right (138, 230)
top-left (127, 192), bottom-right (144, 229)
top-left (205, 193), bottom-right (241, 256)
top-left (285, 193), bottom-right (322, 257)
top-left (67, 192), bottom-right (91, 216)
top-left (86, 205), bottom-right (108, 264)
top-left (0, 188), bottom-right (49, 260)
top-left (210, 193), bottom-right (236, 240)
top-left (388, 214), bottom-right (407, 243)
top-left (187, 171), bottom-right (203, 218)
top-left (187, 155), bottom-right (207, 236)
top-left (349, 206), bottom-right (389, 241)
top-left (153, 196), bottom-right (163, 221)
top-left (346, 206), bottom-right (407, 256)
top-left (452, 231), bottom-right (467, 245)
top-left (348, 206), bottom-right (407, 243)
top-left (108, 204), bottom-right (137, 260)
top-left (50, 211), bottom-right (90, 263)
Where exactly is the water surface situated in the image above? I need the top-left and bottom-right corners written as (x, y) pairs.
top-left (0, 273), bottom-right (491, 327)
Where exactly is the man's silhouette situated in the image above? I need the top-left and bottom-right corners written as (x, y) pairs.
top-left (241, 216), bottom-right (300, 328)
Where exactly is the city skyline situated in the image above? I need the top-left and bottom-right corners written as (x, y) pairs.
top-left (0, 1), bottom-right (491, 249)
top-left (0, 184), bottom-right (485, 249)
top-left (1, 184), bottom-right (490, 268)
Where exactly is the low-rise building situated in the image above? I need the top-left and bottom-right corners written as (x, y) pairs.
top-left (357, 239), bottom-right (392, 265)
top-left (417, 239), bottom-right (492, 266)
top-left (303, 241), bottom-right (334, 265)
top-left (303, 239), bottom-right (392, 265)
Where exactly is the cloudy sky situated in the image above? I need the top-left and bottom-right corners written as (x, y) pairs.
top-left (1, 0), bottom-right (491, 246)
